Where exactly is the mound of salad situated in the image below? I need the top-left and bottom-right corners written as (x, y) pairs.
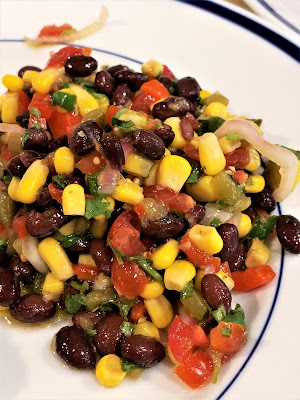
top-left (0, 45), bottom-right (299, 390)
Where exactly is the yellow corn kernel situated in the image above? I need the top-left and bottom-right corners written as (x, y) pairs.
top-left (164, 117), bottom-right (187, 149)
top-left (215, 270), bottom-right (235, 291)
top-left (142, 59), bottom-right (163, 78)
top-left (134, 321), bottom-right (160, 340)
top-left (1, 92), bottom-right (19, 123)
top-left (22, 70), bottom-right (39, 83)
top-left (78, 253), bottom-right (97, 267)
top-left (58, 219), bottom-right (77, 236)
top-left (198, 132), bottom-right (226, 176)
top-left (112, 178), bottom-right (144, 205)
top-left (54, 146), bottom-right (75, 174)
top-left (144, 295), bottom-right (173, 329)
top-left (96, 355), bottom-right (126, 388)
top-left (144, 161), bottom-right (159, 186)
top-left (96, 94), bottom-right (109, 116)
top-left (7, 176), bottom-right (21, 201)
top-left (246, 238), bottom-right (270, 268)
top-left (14, 160), bottom-right (49, 204)
top-left (140, 281), bottom-right (165, 299)
top-left (93, 196), bottom-right (115, 220)
top-left (189, 224), bottom-right (223, 255)
top-left (38, 238), bottom-right (74, 281)
top-left (200, 90), bottom-right (211, 99)
top-left (90, 219), bottom-right (108, 238)
top-left (244, 175), bottom-right (265, 193)
top-left (205, 102), bottom-right (228, 119)
top-left (186, 175), bottom-right (217, 202)
top-left (117, 109), bottom-right (147, 129)
top-left (157, 155), bottom-right (191, 192)
top-left (164, 260), bottom-right (196, 292)
top-left (218, 136), bottom-right (241, 154)
top-left (194, 269), bottom-right (205, 291)
top-left (124, 151), bottom-right (154, 178)
top-left (238, 213), bottom-right (252, 238)
top-left (167, 346), bottom-right (180, 365)
top-left (0, 96), bottom-right (2, 113)
top-left (42, 272), bottom-right (64, 301)
top-left (245, 148), bottom-right (261, 172)
top-left (69, 84), bottom-right (99, 117)
top-left (248, 120), bottom-right (263, 136)
top-left (32, 67), bottom-right (64, 94)
top-left (2, 74), bottom-right (24, 91)
top-left (62, 184), bottom-right (85, 216)
top-left (151, 239), bottom-right (179, 270)
top-left (164, 148), bottom-right (171, 156)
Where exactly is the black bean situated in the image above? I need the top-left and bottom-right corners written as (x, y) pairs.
top-left (93, 313), bottom-right (124, 356)
top-left (7, 155), bottom-right (26, 177)
top-left (132, 129), bottom-right (165, 160)
top-left (0, 266), bottom-right (20, 307)
top-left (277, 215), bottom-right (300, 254)
top-left (177, 77), bottom-right (201, 102)
top-left (120, 335), bottom-right (165, 368)
top-left (56, 326), bottom-right (96, 369)
top-left (216, 223), bottom-right (239, 262)
top-left (54, 135), bottom-right (69, 149)
top-left (0, 250), bottom-right (8, 265)
top-left (251, 186), bottom-right (276, 213)
top-left (114, 70), bottom-right (148, 91)
top-left (227, 242), bottom-right (246, 272)
top-left (152, 97), bottom-right (192, 120)
top-left (180, 118), bottom-right (194, 141)
top-left (100, 137), bottom-right (125, 171)
top-left (106, 65), bottom-right (129, 77)
top-left (201, 318), bottom-right (218, 335)
top-left (59, 285), bottom-right (79, 311)
top-left (66, 172), bottom-right (85, 187)
top-left (158, 77), bottom-right (177, 94)
top-left (72, 310), bottom-right (104, 331)
top-left (10, 294), bottom-right (56, 323)
top-left (89, 239), bottom-right (113, 276)
top-left (19, 150), bottom-right (42, 167)
top-left (95, 70), bottom-right (114, 97)
top-left (69, 120), bottom-right (102, 156)
top-left (64, 55), bottom-right (97, 77)
top-left (26, 207), bottom-right (68, 237)
top-left (111, 84), bottom-right (133, 106)
top-left (154, 124), bottom-right (175, 147)
top-left (185, 204), bottom-right (205, 228)
top-left (201, 274), bottom-right (231, 314)
top-left (16, 111), bottom-right (30, 128)
top-left (18, 66), bottom-right (41, 78)
top-left (68, 237), bottom-right (92, 254)
top-left (244, 207), bottom-right (258, 222)
top-left (37, 186), bottom-right (52, 208)
top-left (141, 216), bottom-right (185, 241)
top-left (9, 255), bottom-right (34, 281)
top-left (22, 127), bottom-right (49, 153)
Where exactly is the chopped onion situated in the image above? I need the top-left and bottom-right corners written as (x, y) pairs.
top-left (0, 123), bottom-right (25, 134)
top-left (201, 203), bottom-right (232, 226)
top-left (121, 141), bottom-right (133, 159)
top-left (92, 273), bottom-right (112, 291)
top-left (231, 212), bottom-right (242, 227)
top-left (24, 6), bottom-right (109, 46)
top-left (97, 162), bottom-right (120, 195)
top-left (215, 119), bottom-right (298, 202)
top-left (22, 236), bottom-right (49, 275)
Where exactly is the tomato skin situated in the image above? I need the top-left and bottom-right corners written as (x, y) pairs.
top-left (111, 258), bottom-right (148, 298)
top-left (210, 321), bottom-right (247, 354)
top-left (183, 144), bottom-right (200, 161)
top-left (28, 93), bottom-right (54, 120)
top-left (12, 211), bottom-right (28, 239)
top-left (105, 105), bottom-right (121, 127)
top-left (47, 108), bottom-right (82, 139)
top-left (140, 79), bottom-right (170, 101)
top-left (233, 170), bottom-right (248, 184)
top-left (75, 150), bottom-right (105, 175)
top-left (39, 23), bottom-right (73, 37)
top-left (46, 46), bottom-right (92, 69)
top-left (232, 265), bottom-right (276, 292)
top-left (143, 185), bottom-right (195, 213)
top-left (130, 299), bottom-right (147, 323)
top-left (0, 143), bottom-right (14, 163)
top-left (73, 264), bottom-right (100, 282)
top-left (174, 350), bottom-right (213, 389)
top-left (225, 149), bottom-right (250, 170)
top-left (131, 93), bottom-right (155, 113)
top-left (48, 183), bottom-right (63, 205)
top-left (162, 64), bottom-right (175, 79)
top-left (18, 90), bottom-right (31, 113)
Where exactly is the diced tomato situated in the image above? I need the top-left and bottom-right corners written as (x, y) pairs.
top-left (210, 321), bottom-right (248, 354)
top-left (73, 264), bottom-right (100, 282)
top-left (179, 234), bottom-right (221, 272)
top-left (0, 144), bottom-right (14, 163)
top-left (48, 183), bottom-right (63, 205)
top-left (225, 149), bottom-right (250, 170)
top-left (232, 265), bottom-right (276, 292)
top-left (133, 203), bottom-right (146, 219)
top-left (12, 211), bottom-right (28, 239)
top-left (28, 93), bottom-right (55, 120)
top-left (18, 90), bottom-right (31, 113)
top-left (47, 107), bottom-right (82, 139)
top-left (233, 170), bottom-right (248, 183)
top-left (183, 144), bottom-right (200, 161)
top-left (45, 46), bottom-right (92, 69)
top-left (39, 23), bottom-right (73, 37)
top-left (105, 105), bottom-right (121, 128)
top-left (144, 185), bottom-right (195, 213)
top-left (161, 64), bottom-right (175, 79)
top-left (111, 258), bottom-right (148, 298)
top-left (131, 92), bottom-right (155, 113)
top-left (29, 115), bottom-right (47, 130)
top-left (174, 350), bottom-right (213, 389)
top-left (140, 79), bottom-right (170, 101)
top-left (130, 299), bottom-right (147, 323)
top-left (75, 150), bottom-right (105, 175)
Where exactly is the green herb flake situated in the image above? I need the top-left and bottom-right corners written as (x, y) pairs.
top-left (53, 232), bottom-right (82, 248)
top-left (211, 305), bottom-right (227, 322)
top-left (211, 218), bottom-right (221, 228)
top-left (70, 280), bottom-right (89, 293)
top-left (120, 321), bottom-right (136, 336)
top-left (83, 86), bottom-right (108, 100)
top-left (0, 239), bottom-right (8, 250)
top-left (65, 294), bottom-right (87, 314)
top-left (121, 359), bottom-right (143, 372)
top-left (61, 28), bottom-right (77, 35)
top-left (87, 168), bottom-right (104, 197)
top-left (86, 329), bottom-right (97, 337)
top-left (85, 197), bottom-right (110, 220)
top-left (222, 304), bottom-right (246, 328)
top-left (180, 280), bottom-right (194, 300)
top-left (219, 200), bottom-right (230, 207)
top-left (29, 107), bottom-right (41, 118)
top-left (247, 215), bottom-right (278, 240)
top-left (58, 82), bottom-right (70, 89)
top-left (221, 325), bottom-right (232, 337)
top-left (197, 117), bottom-right (225, 135)
top-left (111, 117), bottom-right (135, 130)
top-left (282, 146), bottom-right (300, 160)
top-left (2, 175), bottom-right (12, 188)
top-left (52, 91), bottom-right (77, 112)
top-left (226, 134), bottom-right (243, 141)
top-left (198, 97), bottom-right (205, 106)
top-left (31, 122), bottom-right (42, 130)
top-left (52, 174), bottom-right (67, 189)
top-left (186, 165), bottom-right (201, 184)
top-left (21, 130), bottom-right (34, 147)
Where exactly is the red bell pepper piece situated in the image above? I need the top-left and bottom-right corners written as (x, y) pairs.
top-left (210, 321), bottom-right (248, 354)
top-left (47, 108), bottom-right (82, 139)
top-left (105, 105), bottom-right (121, 128)
top-left (140, 79), bottom-right (170, 101)
top-left (48, 183), bottom-right (63, 205)
top-left (130, 299), bottom-right (147, 323)
top-left (73, 264), bottom-right (100, 282)
top-left (232, 265), bottom-right (276, 292)
top-left (45, 45), bottom-right (92, 69)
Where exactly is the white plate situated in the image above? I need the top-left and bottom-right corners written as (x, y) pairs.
top-left (1, 1), bottom-right (300, 399)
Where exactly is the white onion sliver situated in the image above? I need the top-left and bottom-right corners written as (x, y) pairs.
top-left (231, 212), bottom-right (242, 228)
top-left (214, 119), bottom-right (298, 202)
top-left (201, 203), bottom-right (233, 226)
top-left (92, 273), bottom-right (112, 291)
top-left (97, 162), bottom-right (120, 195)
top-left (121, 141), bottom-right (133, 159)
top-left (22, 236), bottom-right (49, 275)
top-left (0, 123), bottom-right (25, 134)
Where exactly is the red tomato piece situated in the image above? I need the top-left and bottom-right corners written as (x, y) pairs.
top-left (28, 93), bottom-right (55, 120)
top-left (111, 258), bottom-right (148, 298)
top-left (140, 80), bottom-right (170, 101)
top-left (29, 115), bottom-right (47, 130)
top-left (48, 183), bottom-right (63, 205)
top-left (39, 23), bottom-right (73, 37)
top-left (210, 321), bottom-right (248, 354)
top-left (130, 299), bottom-right (147, 323)
top-left (75, 150), bottom-right (105, 175)
top-left (73, 264), bottom-right (100, 282)
top-left (18, 90), bottom-right (31, 113)
top-left (12, 211), bottom-right (29, 239)
top-left (0, 143), bottom-right (14, 163)
top-left (45, 46), bottom-right (92, 69)
top-left (162, 64), bottom-right (175, 79)
top-left (143, 185), bottom-right (195, 213)
top-left (225, 149), bottom-right (250, 170)
top-left (133, 203), bottom-right (146, 219)
top-left (183, 144), bottom-right (200, 161)
top-left (232, 265), bottom-right (276, 292)
top-left (174, 350), bottom-right (213, 389)
top-left (233, 169), bottom-right (248, 183)
top-left (131, 92), bottom-right (155, 113)
top-left (105, 105), bottom-right (121, 128)
top-left (47, 108), bottom-right (82, 139)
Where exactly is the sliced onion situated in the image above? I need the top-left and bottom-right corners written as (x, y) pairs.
top-left (92, 273), bottom-right (112, 291)
top-left (201, 203), bottom-right (232, 226)
top-left (215, 119), bottom-right (298, 202)
top-left (97, 162), bottom-right (120, 195)
top-left (24, 6), bottom-right (109, 46)
top-left (121, 141), bottom-right (133, 159)
top-left (22, 236), bottom-right (49, 275)
top-left (0, 123), bottom-right (25, 134)
top-left (231, 212), bottom-right (242, 227)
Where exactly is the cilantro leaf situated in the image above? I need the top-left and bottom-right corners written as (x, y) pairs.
top-left (0, 239), bottom-right (8, 250)
top-left (121, 359), bottom-right (144, 372)
top-left (180, 280), bottom-right (194, 300)
top-left (282, 146), bottom-right (300, 160)
top-left (86, 329), bottom-right (97, 337)
top-left (31, 123), bottom-right (42, 130)
top-left (211, 218), bottom-right (221, 228)
top-left (226, 134), bottom-right (243, 141)
top-left (2, 175), bottom-right (12, 188)
top-left (87, 168), bottom-right (104, 197)
top-left (211, 304), bottom-right (227, 322)
top-left (22, 130), bottom-right (33, 147)
top-left (247, 215), bottom-right (278, 240)
top-left (53, 232), bottom-right (82, 248)
top-left (52, 174), bottom-right (67, 189)
top-left (120, 321), bottom-right (136, 336)
top-left (83, 86), bottom-right (108, 100)
top-left (65, 294), bottom-right (87, 314)
top-left (219, 200), bottom-right (230, 207)
top-left (29, 107), bottom-right (41, 118)
top-left (221, 325), bottom-right (232, 337)
top-left (222, 304), bottom-right (246, 328)
top-left (197, 117), bottom-right (225, 135)
top-left (85, 197), bottom-right (110, 220)
top-left (70, 280), bottom-right (89, 293)
top-left (186, 165), bottom-right (201, 184)
top-left (111, 117), bottom-right (135, 129)
top-left (52, 91), bottom-right (77, 112)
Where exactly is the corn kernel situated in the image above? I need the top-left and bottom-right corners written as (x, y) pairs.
top-left (215, 270), bottom-right (235, 291)
top-left (151, 239), bottom-right (179, 270)
top-left (142, 59), bottom-right (163, 78)
top-left (164, 117), bottom-right (187, 149)
top-left (94, 196), bottom-right (115, 220)
top-left (186, 175), bottom-right (217, 202)
top-left (157, 155), bottom-right (191, 192)
top-left (189, 224), bottom-right (223, 255)
top-left (124, 151), bottom-right (154, 178)
top-left (238, 213), bottom-right (252, 238)
top-left (38, 238), bottom-right (74, 281)
top-left (144, 161), bottom-right (159, 186)
top-left (134, 321), bottom-right (160, 340)
top-left (248, 120), bottom-right (263, 136)
top-left (164, 260), bottom-right (196, 292)
top-left (42, 272), bottom-right (64, 301)
top-left (200, 90), bottom-right (211, 99)
top-left (90, 219), bottom-right (108, 238)
top-left (1, 92), bottom-right (19, 123)
top-left (218, 136), bottom-right (241, 154)
top-left (7, 176), bottom-right (21, 201)
top-left (96, 355), bottom-right (126, 388)
top-left (32, 67), bottom-right (64, 94)
top-left (164, 148), bottom-right (171, 156)
top-left (69, 84), bottom-right (99, 117)
top-left (59, 219), bottom-right (77, 236)
top-left (245, 148), bottom-right (261, 172)
top-left (194, 269), bottom-right (205, 291)
top-left (246, 238), bottom-right (270, 268)
top-left (0, 306), bottom-right (9, 311)
top-left (54, 146), bottom-right (75, 174)
top-left (112, 178), bottom-right (144, 205)
top-left (62, 184), bottom-right (85, 216)
top-left (205, 102), bottom-right (228, 119)
top-left (244, 175), bottom-right (265, 193)
top-left (144, 295), bottom-right (173, 329)
top-left (0, 96), bottom-right (2, 113)
top-left (198, 133), bottom-right (226, 176)
top-left (96, 94), bottom-right (109, 116)
top-left (2, 74), bottom-right (24, 91)
top-left (78, 253), bottom-right (97, 267)
top-left (167, 346), bottom-right (180, 365)
top-left (117, 109), bottom-right (147, 129)
top-left (22, 70), bottom-right (39, 83)
top-left (140, 281), bottom-right (165, 299)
